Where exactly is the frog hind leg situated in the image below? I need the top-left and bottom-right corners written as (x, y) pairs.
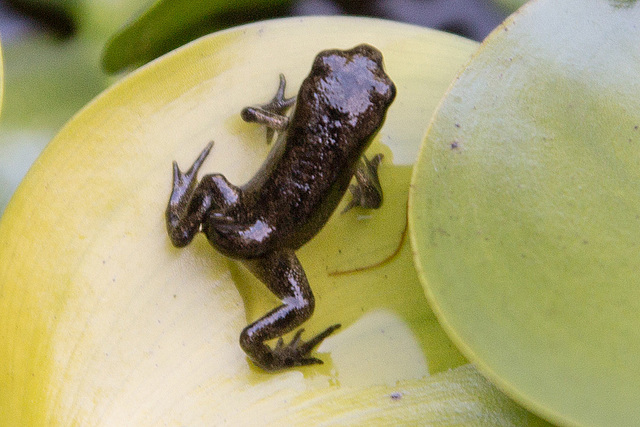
top-left (240, 74), bottom-right (295, 143)
top-left (240, 249), bottom-right (340, 371)
top-left (166, 142), bottom-right (240, 247)
top-left (342, 153), bottom-right (384, 213)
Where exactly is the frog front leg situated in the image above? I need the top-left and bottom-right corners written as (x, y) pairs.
top-left (241, 74), bottom-right (295, 143)
top-left (166, 142), bottom-right (240, 247)
top-left (342, 153), bottom-right (385, 213)
top-left (240, 249), bottom-right (340, 371)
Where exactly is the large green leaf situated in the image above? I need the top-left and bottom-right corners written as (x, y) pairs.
top-left (102, 0), bottom-right (293, 73)
top-left (0, 17), bottom-right (549, 425)
top-left (411, 0), bottom-right (640, 425)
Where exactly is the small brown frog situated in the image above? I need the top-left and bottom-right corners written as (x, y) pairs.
top-left (166, 44), bottom-right (396, 371)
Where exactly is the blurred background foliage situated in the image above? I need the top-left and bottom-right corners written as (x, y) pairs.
top-left (0, 0), bottom-right (527, 213)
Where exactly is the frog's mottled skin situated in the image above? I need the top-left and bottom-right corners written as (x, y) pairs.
top-left (166, 44), bottom-right (396, 371)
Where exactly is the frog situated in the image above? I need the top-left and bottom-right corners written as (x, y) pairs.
top-left (165, 44), bottom-right (396, 371)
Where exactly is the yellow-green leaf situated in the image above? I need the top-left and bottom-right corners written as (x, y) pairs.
top-left (0, 17), bottom-right (547, 425)
top-left (411, 0), bottom-right (640, 425)
top-left (102, 0), bottom-right (293, 74)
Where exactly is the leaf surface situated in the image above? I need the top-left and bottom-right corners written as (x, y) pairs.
top-left (0, 17), bottom-right (547, 425)
top-left (411, 1), bottom-right (640, 425)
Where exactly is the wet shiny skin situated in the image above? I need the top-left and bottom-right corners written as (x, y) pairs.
top-left (166, 44), bottom-right (395, 371)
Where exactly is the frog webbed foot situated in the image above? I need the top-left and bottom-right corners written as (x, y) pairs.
top-left (343, 153), bottom-right (384, 213)
top-left (168, 142), bottom-right (213, 205)
top-left (240, 250), bottom-right (341, 371)
top-left (166, 142), bottom-right (213, 246)
top-left (241, 74), bottom-right (295, 143)
top-left (268, 324), bottom-right (341, 369)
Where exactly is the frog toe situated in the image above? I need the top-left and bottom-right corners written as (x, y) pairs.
top-left (186, 141), bottom-right (214, 178)
top-left (257, 324), bottom-right (341, 370)
top-left (171, 142), bottom-right (213, 188)
top-left (241, 74), bottom-right (295, 143)
top-left (343, 153), bottom-right (384, 212)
